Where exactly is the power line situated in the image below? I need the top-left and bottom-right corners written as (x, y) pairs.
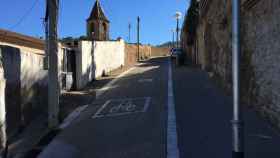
top-left (9, 0), bottom-right (41, 30)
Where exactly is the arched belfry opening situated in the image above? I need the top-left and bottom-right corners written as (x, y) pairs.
top-left (87, 0), bottom-right (110, 41)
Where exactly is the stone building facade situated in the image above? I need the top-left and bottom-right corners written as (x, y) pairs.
top-left (181, 0), bottom-right (280, 128)
top-left (87, 0), bottom-right (110, 41)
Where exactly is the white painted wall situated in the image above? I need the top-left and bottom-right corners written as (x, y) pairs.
top-left (93, 40), bottom-right (125, 78)
top-left (76, 40), bottom-right (125, 89)
top-left (0, 42), bottom-right (65, 126)
top-left (76, 41), bottom-right (94, 90)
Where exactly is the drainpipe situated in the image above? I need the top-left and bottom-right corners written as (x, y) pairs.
top-left (231, 0), bottom-right (244, 157)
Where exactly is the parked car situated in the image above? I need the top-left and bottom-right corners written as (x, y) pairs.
top-left (170, 48), bottom-right (185, 65)
top-left (170, 48), bottom-right (182, 59)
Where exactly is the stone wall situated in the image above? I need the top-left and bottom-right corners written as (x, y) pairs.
top-left (151, 47), bottom-right (170, 57)
top-left (242, 0), bottom-right (280, 127)
top-left (182, 0), bottom-right (280, 128)
top-left (124, 44), bottom-right (138, 67)
top-left (124, 44), bottom-right (152, 65)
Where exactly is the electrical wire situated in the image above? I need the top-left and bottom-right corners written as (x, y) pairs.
top-left (9, 0), bottom-right (41, 30)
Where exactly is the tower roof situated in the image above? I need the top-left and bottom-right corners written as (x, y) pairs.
top-left (87, 0), bottom-right (109, 22)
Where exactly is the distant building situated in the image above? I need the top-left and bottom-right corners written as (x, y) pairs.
top-left (87, 0), bottom-right (110, 41)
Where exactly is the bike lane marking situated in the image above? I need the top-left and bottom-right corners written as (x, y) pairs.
top-left (92, 97), bottom-right (151, 119)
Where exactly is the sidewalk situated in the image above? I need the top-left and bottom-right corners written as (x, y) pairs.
top-left (173, 64), bottom-right (280, 158)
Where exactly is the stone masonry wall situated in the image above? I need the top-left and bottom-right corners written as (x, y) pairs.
top-left (151, 47), bottom-right (170, 57)
top-left (242, 0), bottom-right (280, 126)
top-left (124, 44), bottom-right (138, 67)
top-left (124, 44), bottom-right (152, 66)
top-left (184, 0), bottom-right (280, 128)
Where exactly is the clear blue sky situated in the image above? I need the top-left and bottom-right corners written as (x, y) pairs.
top-left (0, 0), bottom-right (190, 45)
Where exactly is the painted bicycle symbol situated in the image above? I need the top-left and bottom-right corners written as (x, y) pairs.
top-left (92, 97), bottom-right (151, 119)
top-left (109, 100), bottom-right (137, 113)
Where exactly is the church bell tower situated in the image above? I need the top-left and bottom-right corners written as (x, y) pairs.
top-left (87, 0), bottom-right (110, 41)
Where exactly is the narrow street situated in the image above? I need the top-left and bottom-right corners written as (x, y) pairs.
top-left (1, 0), bottom-right (280, 158)
top-left (39, 57), bottom-right (169, 158)
top-left (39, 57), bottom-right (280, 158)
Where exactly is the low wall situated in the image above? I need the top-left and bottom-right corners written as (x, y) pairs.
top-left (94, 40), bottom-right (125, 78)
top-left (76, 40), bottom-right (125, 89)
top-left (124, 44), bottom-right (152, 66)
top-left (124, 44), bottom-right (138, 67)
top-left (76, 41), bottom-right (94, 90)
top-left (151, 47), bottom-right (170, 57)
top-left (0, 44), bottom-right (48, 132)
top-left (0, 63), bottom-right (5, 148)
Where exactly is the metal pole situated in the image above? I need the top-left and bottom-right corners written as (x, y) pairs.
top-left (137, 16), bottom-right (140, 61)
top-left (128, 23), bottom-right (131, 43)
top-left (176, 18), bottom-right (179, 48)
top-left (172, 30), bottom-right (175, 48)
top-left (47, 0), bottom-right (60, 129)
top-left (232, 0), bottom-right (244, 157)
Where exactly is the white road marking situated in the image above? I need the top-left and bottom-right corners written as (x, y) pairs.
top-left (38, 140), bottom-right (81, 158)
top-left (138, 78), bottom-right (153, 83)
top-left (92, 100), bottom-right (111, 118)
top-left (250, 134), bottom-right (273, 139)
top-left (59, 67), bottom-right (137, 129)
top-left (96, 67), bottom-right (136, 99)
top-left (167, 59), bottom-right (180, 158)
top-left (92, 97), bottom-right (151, 119)
top-left (142, 97), bottom-right (151, 112)
top-left (59, 105), bottom-right (89, 129)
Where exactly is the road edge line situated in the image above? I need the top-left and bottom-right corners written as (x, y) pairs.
top-left (167, 58), bottom-right (180, 158)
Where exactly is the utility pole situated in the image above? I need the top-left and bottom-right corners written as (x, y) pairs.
top-left (128, 23), bottom-right (131, 43)
top-left (231, 0), bottom-right (244, 157)
top-left (172, 29), bottom-right (175, 48)
top-left (46, 0), bottom-right (60, 129)
top-left (137, 16), bottom-right (140, 61)
top-left (176, 19), bottom-right (179, 48)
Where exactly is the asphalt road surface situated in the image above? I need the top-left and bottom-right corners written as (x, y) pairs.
top-left (39, 57), bottom-right (169, 158)
top-left (39, 57), bottom-right (280, 158)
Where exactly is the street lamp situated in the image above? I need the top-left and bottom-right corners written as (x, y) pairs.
top-left (174, 11), bottom-right (182, 48)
